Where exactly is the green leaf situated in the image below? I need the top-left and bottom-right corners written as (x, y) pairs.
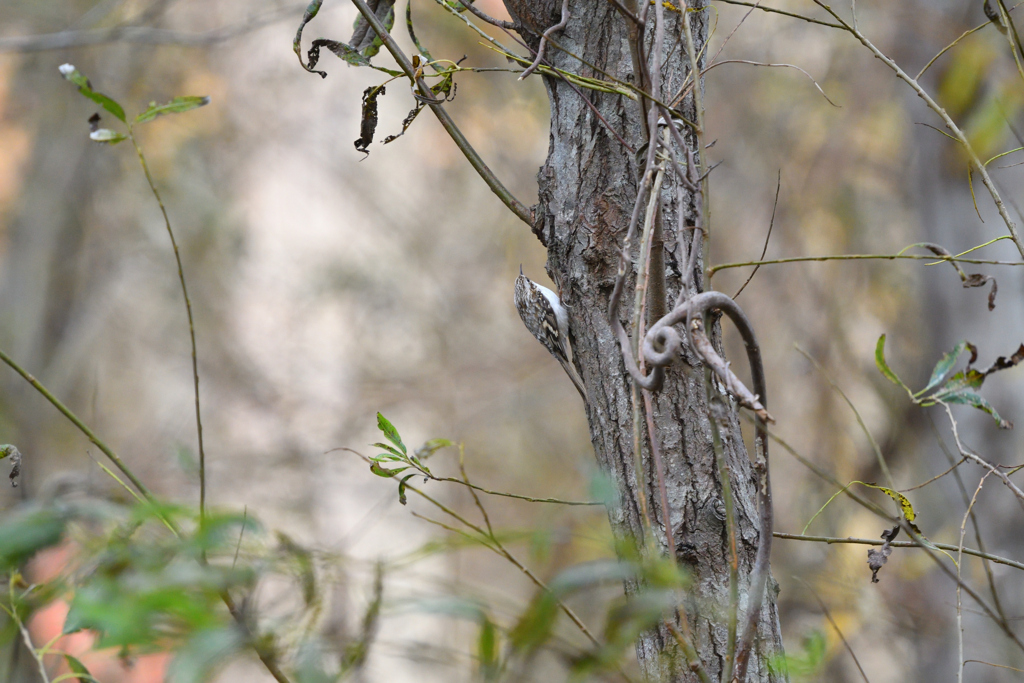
top-left (350, 0), bottom-right (396, 58)
top-left (89, 128), bottom-right (127, 144)
top-left (135, 96), bottom-right (211, 125)
top-left (0, 508), bottom-right (66, 570)
top-left (63, 654), bottom-right (93, 683)
top-left (166, 627), bottom-right (245, 683)
top-left (478, 617), bottom-right (498, 680)
top-left (58, 64), bottom-right (126, 122)
top-left (937, 389), bottom-right (1012, 429)
top-left (920, 340), bottom-right (970, 395)
top-left (408, 454), bottom-right (431, 476)
top-left (310, 39), bottom-right (370, 68)
top-left (508, 593), bottom-right (558, 653)
top-left (370, 442), bottom-right (404, 458)
top-left (398, 473), bottom-right (416, 505)
top-left (415, 438), bottom-right (452, 460)
top-left (370, 463), bottom-right (405, 478)
top-left (376, 412), bottom-right (406, 453)
top-left (875, 335), bottom-right (910, 392)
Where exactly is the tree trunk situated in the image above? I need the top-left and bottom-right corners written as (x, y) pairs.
top-left (504, 2), bottom-right (786, 680)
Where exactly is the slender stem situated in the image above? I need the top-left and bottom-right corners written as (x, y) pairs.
top-left (519, 0), bottom-right (570, 80)
top-left (796, 345), bottom-right (897, 492)
top-left (0, 350), bottom-right (293, 683)
top-left (406, 486), bottom-right (607, 652)
top-left (679, 0), bottom-right (711, 253)
top-left (931, 417), bottom-right (1010, 624)
top-left (957, 473), bottom-right (991, 683)
top-left (6, 585), bottom-right (51, 683)
top-left (429, 476), bottom-right (601, 505)
top-left (714, 0), bottom-right (844, 28)
top-left (709, 252), bottom-right (1023, 277)
top-left (0, 347), bottom-right (157, 505)
top-left (666, 621), bottom-right (714, 683)
top-left (128, 129), bottom-right (206, 522)
top-left (811, 0), bottom-right (1024, 258)
top-left (796, 578), bottom-right (872, 683)
top-left (773, 533), bottom-right (1024, 572)
top-left (349, 0), bottom-right (532, 226)
top-left (455, 0), bottom-right (516, 29)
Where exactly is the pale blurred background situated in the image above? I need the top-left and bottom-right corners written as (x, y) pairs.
top-left (1, 0), bottom-right (1024, 681)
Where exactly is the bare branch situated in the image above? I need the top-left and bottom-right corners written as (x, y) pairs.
top-left (0, 5), bottom-right (304, 52)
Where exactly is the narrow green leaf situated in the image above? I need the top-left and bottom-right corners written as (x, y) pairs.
top-left (478, 617), bottom-right (498, 679)
top-left (89, 129), bottom-right (127, 144)
top-left (166, 627), bottom-right (245, 683)
top-left (875, 335), bottom-right (911, 393)
top-left (415, 438), bottom-right (452, 460)
top-left (859, 482), bottom-right (922, 533)
top-left (508, 593), bottom-right (558, 653)
top-left (371, 453), bottom-right (405, 463)
top-left (398, 473), bottom-right (416, 505)
top-left (370, 463), bottom-right (406, 478)
top-left (58, 64), bottom-right (126, 122)
top-left (370, 442), bottom-right (404, 458)
top-left (134, 96), bottom-right (211, 124)
top-left (919, 340), bottom-right (969, 395)
top-left (376, 412), bottom-right (406, 453)
top-left (939, 389), bottom-right (1012, 429)
top-left (0, 508), bottom-right (66, 570)
top-left (63, 654), bottom-right (93, 683)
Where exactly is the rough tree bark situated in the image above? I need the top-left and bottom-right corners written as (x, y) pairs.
top-left (503, 1), bottom-right (786, 680)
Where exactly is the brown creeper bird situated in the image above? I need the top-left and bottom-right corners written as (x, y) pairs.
top-left (514, 268), bottom-right (588, 403)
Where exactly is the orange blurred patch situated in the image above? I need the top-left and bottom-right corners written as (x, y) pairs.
top-left (27, 544), bottom-right (170, 683)
top-left (0, 58), bottom-right (32, 213)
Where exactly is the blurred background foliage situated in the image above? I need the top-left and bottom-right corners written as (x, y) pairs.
top-left (1, 0), bottom-right (1024, 681)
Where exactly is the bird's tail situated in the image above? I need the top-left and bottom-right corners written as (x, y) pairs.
top-left (560, 358), bottom-right (589, 404)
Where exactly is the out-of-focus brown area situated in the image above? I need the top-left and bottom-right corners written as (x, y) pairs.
top-left (1, 0), bottom-right (1024, 681)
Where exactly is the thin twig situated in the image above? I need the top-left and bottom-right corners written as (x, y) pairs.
top-left (0, 4), bottom-right (306, 52)
top-left (404, 486), bottom-right (611, 657)
top-left (349, 0), bottom-right (532, 226)
top-left (714, 0), bottom-right (844, 29)
top-left (455, 0), bottom-right (517, 30)
top-left (901, 457), bottom-right (966, 492)
top-left (811, 0), bottom-right (1024, 258)
top-left (709, 252), bottom-right (1024, 277)
top-left (796, 345), bottom-right (897, 491)
top-left (773, 533), bottom-right (1024, 572)
top-left (5, 585), bottom-right (52, 683)
top-left (0, 352), bottom-right (293, 683)
top-left (941, 403), bottom-right (1024, 509)
top-left (704, 59), bottom-right (839, 107)
top-left (0, 347), bottom-right (157, 504)
top-left (930, 415), bottom-right (1010, 625)
top-left (797, 577), bottom-right (871, 683)
top-left (734, 170), bottom-right (780, 299)
top-left (128, 129), bottom-right (206, 521)
top-left (665, 621), bottom-right (714, 683)
top-left (520, 0), bottom-right (570, 80)
top-left (957, 472), bottom-right (993, 683)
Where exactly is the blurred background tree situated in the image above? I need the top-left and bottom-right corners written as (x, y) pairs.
top-left (0, 0), bottom-right (1023, 681)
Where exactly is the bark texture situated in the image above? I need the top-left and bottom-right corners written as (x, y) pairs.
top-left (505, 2), bottom-right (786, 680)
